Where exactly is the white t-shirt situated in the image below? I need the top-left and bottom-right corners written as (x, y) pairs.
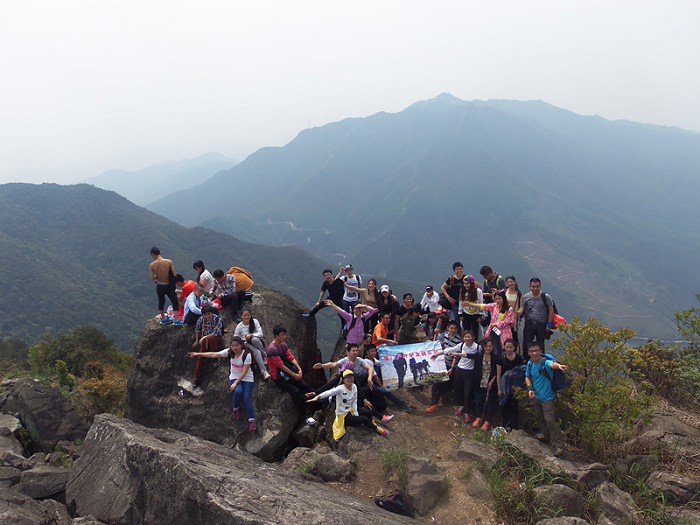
top-left (199, 269), bottom-right (214, 293)
top-left (447, 342), bottom-right (481, 370)
top-left (341, 274), bottom-right (361, 302)
top-left (217, 349), bottom-right (254, 382)
top-left (420, 292), bottom-right (441, 313)
top-left (234, 319), bottom-right (263, 340)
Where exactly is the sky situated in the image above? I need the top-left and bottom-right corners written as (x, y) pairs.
top-left (1, 1), bottom-right (698, 184)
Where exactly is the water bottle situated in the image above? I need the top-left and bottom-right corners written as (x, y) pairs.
top-left (167, 306), bottom-right (173, 319)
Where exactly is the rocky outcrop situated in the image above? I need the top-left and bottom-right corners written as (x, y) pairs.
top-left (0, 379), bottom-right (88, 452)
top-left (0, 489), bottom-right (58, 525)
top-left (125, 286), bottom-right (325, 461)
top-left (405, 457), bottom-right (448, 515)
top-left (594, 482), bottom-right (637, 524)
top-left (67, 414), bottom-right (411, 525)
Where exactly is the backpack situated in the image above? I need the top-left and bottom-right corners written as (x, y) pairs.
top-left (500, 364), bottom-right (527, 405)
top-left (342, 314), bottom-right (369, 340)
top-left (541, 292), bottom-right (558, 315)
top-left (374, 491), bottom-right (416, 518)
top-left (540, 354), bottom-right (567, 392)
top-left (226, 267), bottom-right (254, 292)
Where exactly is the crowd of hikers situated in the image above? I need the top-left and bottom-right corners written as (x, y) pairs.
top-left (149, 248), bottom-right (568, 455)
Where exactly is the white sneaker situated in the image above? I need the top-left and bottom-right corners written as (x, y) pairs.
top-left (305, 417), bottom-right (317, 426)
top-left (263, 370), bottom-right (271, 380)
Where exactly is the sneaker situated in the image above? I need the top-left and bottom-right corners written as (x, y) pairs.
top-left (302, 313), bottom-right (311, 319)
top-left (463, 414), bottom-right (472, 424)
top-left (481, 421), bottom-right (491, 432)
top-left (248, 420), bottom-right (257, 432)
top-left (262, 370), bottom-right (271, 381)
top-left (305, 417), bottom-right (317, 426)
top-left (455, 407), bottom-right (464, 418)
top-left (173, 319), bottom-right (184, 326)
top-left (426, 405), bottom-right (439, 413)
top-left (472, 417), bottom-right (482, 428)
top-left (381, 414), bottom-right (395, 424)
top-left (160, 317), bottom-right (173, 325)
top-left (233, 408), bottom-right (242, 421)
top-left (377, 427), bottom-right (389, 437)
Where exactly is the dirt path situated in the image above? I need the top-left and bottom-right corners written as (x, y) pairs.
top-left (336, 386), bottom-right (500, 524)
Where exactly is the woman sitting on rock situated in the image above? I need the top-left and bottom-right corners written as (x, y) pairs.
top-left (187, 336), bottom-right (257, 432)
top-left (234, 308), bottom-right (271, 380)
top-left (307, 367), bottom-right (389, 440)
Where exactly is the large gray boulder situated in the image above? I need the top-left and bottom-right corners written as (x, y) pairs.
top-left (66, 414), bottom-right (412, 525)
top-left (125, 287), bottom-right (325, 462)
top-left (17, 465), bottom-right (70, 500)
top-left (453, 437), bottom-right (499, 467)
top-left (0, 379), bottom-right (88, 452)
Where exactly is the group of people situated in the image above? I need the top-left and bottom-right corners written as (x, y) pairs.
top-left (150, 248), bottom-right (568, 450)
top-left (304, 262), bottom-right (568, 452)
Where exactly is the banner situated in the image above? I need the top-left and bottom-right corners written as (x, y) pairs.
top-left (378, 341), bottom-right (448, 390)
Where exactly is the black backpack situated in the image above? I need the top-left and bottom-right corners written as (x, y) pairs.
top-left (541, 292), bottom-right (558, 315)
top-left (375, 491), bottom-right (416, 518)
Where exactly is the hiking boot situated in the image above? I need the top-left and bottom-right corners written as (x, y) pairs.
top-left (248, 420), bottom-right (257, 432)
top-left (472, 417), bottom-right (482, 428)
top-left (481, 421), bottom-right (491, 432)
top-left (233, 408), bottom-right (242, 421)
top-left (262, 370), bottom-right (271, 381)
top-left (381, 414), bottom-right (395, 424)
top-left (426, 405), bottom-right (439, 413)
top-left (455, 407), bottom-right (464, 418)
top-left (463, 414), bottom-right (472, 424)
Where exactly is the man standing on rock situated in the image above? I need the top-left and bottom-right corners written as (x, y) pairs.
top-left (525, 342), bottom-right (568, 456)
top-left (304, 268), bottom-right (345, 329)
top-left (522, 278), bottom-right (555, 356)
top-left (149, 247), bottom-right (182, 325)
top-left (441, 262), bottom-right (467, 325)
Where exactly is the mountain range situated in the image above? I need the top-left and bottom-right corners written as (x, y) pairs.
top-left (147, 94), bottom-right (700, 339)
top-left (83, 152), bottom-right (236, 206)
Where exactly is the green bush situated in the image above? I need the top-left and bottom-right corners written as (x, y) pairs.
top-left (552, 318), bottom-right (651, 459)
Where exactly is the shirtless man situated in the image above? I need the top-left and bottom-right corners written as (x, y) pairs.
top-left (149, 247), bottom-right (181, 325)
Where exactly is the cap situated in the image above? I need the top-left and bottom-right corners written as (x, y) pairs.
top-left (344, 264), bottom-right (353, 270)
top-left (466, 275), bottom-right (475, 283)
top-left (426, 285), bottom-right (433, 291)
top-left (342, 369), bottom-right (355, 378)
top-left (380, 285), bottom-right (390, 293)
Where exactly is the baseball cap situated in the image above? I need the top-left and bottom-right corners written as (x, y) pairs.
top-left (380, 285), bottom-right (390, 293)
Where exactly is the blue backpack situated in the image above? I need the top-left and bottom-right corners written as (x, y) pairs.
top-left (540, 353), bottom-right (568, 392)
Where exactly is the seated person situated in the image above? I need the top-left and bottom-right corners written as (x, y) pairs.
top-left (397, 304), bottom-right (422, 345)
top-left (233, 308), bottom-right (270, 380)
top-left (175, 274), bottom-right (197, 320)
top-left (307, 369), bottom-right (389, 440)
top-left (267, 325), bottom-right (317, 426)
top-left (211, 269), bottom-right (239, 321)
top-left (312, 344), bottom-right (374, 395)
top-left (183, 284), bottom-right (205, 325)
top-left (364, 345), bottom-right (410, 412)
top-left (191, 304), bottom-right (223, 388)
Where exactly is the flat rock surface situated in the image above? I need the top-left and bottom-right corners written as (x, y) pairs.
top-left (67, 414), bottom-right (412, 525)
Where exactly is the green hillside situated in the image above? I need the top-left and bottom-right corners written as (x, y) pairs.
top-left (148, 95), bottom-right (700, 339)
top-left (0, 183), bottom-right (331, 350)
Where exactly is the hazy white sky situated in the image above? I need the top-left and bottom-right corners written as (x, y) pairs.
top-left (1, 1), bottom-right (698, 184)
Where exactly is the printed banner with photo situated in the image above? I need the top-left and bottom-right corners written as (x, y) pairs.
top-left (378, 341), bottom-right (449, 390)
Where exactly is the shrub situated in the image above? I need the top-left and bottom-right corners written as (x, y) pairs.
top-left (381, 448), bottom-right (409, 489)
top-left (78, 365), bottom-right (128, 418)
top-left (552, 317), bottom-right (651, 459)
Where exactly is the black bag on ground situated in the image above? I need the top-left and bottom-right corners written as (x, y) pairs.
top-left (375, 490), bottom-right (416, 518)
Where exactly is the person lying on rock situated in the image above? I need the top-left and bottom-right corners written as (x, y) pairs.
top-left (267, 325), bottom-right (318, 426)
top-left (191, 304), bottom-right (223, 388)
top-left (187, 336), bottom-right (257, 432)
top-left (307, 369), bottom-right (389, 440)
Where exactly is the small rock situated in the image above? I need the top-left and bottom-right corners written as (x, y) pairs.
top-left (453, 438), bottom-right (499, 467)
top-left (0, 413), bottom-right (22, 433)
top-left (614, 454), bottom-right (659, 480)
top-left (534, 484), bottom-right (586, 518)
top-left (40, 498), bottom-right (72, 524)
top-left (315, 453), bottom-right (354, 483)
top-left (646, 470), bottom-right (700, 504)
top-left (406, 457), bottom-right (448, 515)
top-left (282, 447), bottom-right (321, 472)
top-left (0, 449), bottom-right (31, 470)
top-left (464, 468), bottom-right (492, 501)
top-left (0, 429), bottom-right (24, 456)
top-left (536, 518), bottom-right (589, 525)
top-left (566, 463), bottom-right (611, 491)
top-left (72, 518), bottom-right (107, 525)
top-left (29, 452), bottom-right (48, 464)
top-left (594, 482), bottom-right (637, 524)
top-left (597, 516), bottom-right (616, 525)
top-left (17, 465), bottom-right (70, 500)
top-left (0, 465), bottom-right (21, 488)
top-left (292, 423), bottom-right (318, 448)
